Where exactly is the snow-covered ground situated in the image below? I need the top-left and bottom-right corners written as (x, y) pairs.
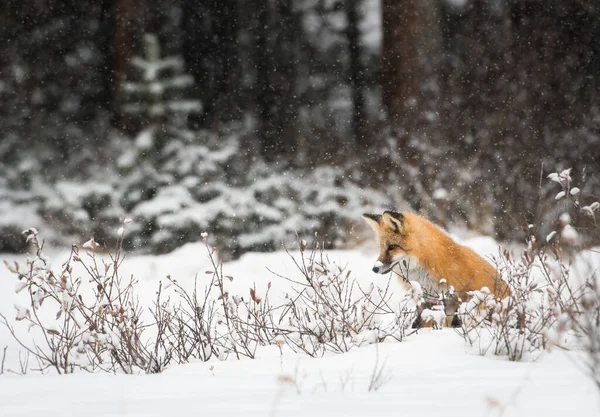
top-left (0, 236), bottom-right (598, 417)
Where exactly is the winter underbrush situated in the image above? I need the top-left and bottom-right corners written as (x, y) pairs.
top-left (270, 238), bottom-right (416, 357)
top-left (0, 226), bottom-right (416, 375)
top-left (454, 168), bottom-right (600, 383)
top-left (1, 167), bottom-right (599, 393)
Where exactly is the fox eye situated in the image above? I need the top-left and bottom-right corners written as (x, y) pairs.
top-left (387, 244), bottom-right (399, 251)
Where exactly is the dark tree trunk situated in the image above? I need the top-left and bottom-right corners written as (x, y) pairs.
top-left (182, 0), bottom-right (240, 128)
top-left (255, 1), bottom-right (277, 156)
top-left (255, 0), bottom-right (299, 161)
top-left (381, 0), bottom-right (442, 145)
top-left (346, 0), bottom-right (367, 151)
top-left (113, 0), bottom-right (142, 131)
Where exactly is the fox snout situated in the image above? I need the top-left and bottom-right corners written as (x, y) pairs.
top-left (372, 260), bottom-right (397, 274)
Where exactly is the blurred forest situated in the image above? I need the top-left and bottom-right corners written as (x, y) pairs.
top-left (1, 0), bottom-right (599, 256)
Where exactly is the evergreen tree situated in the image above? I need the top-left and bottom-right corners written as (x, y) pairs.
top-left (122, 33), bottom-right (201, 153)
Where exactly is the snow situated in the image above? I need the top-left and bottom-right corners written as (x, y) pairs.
top-left (0, 238), bottom-right (599, 416)
top-left (361, 0), bottom-right (382, 53)
top-left (561, 225), bottom-right (579, 244)
top-left (0, 331), bottom-right (596, 416)
top-left (135, 127), bottom-right (155, 150)
top-left (0, 200), bottom-right (44, 230)
top-left (443, 0), bottom-right (469, 10)
top-left (53, 181), bottom-right (114, 208)
top-left (432, 188), bottom-right (449, 200)
top-left (420, 307), bottom-right (446, 328)
top-left (133, 184), bottom-right (194, 218)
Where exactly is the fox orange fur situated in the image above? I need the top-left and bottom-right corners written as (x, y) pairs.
top-left (362, 211), bottom-right (510, 300)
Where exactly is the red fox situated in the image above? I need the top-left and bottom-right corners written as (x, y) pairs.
top-left (363, 211), bottom-right (510, 325)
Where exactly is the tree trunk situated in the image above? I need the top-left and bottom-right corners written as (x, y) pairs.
top-left (256, 0), bottom-right (299, 161)
top-left (346, 0), bottom-right (367, 151)
top-left (381, 0), bottom-right (442, 143)
top-left (182, 0), bottom-right (240, 128)
top-left (113, 0), bottom-right (142, 131)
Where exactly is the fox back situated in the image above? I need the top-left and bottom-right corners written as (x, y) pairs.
top-left (363, 211), bottom-right (510, 299)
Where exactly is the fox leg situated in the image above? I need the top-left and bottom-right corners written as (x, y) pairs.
top-left (443, 294), bottom-right (462, 327)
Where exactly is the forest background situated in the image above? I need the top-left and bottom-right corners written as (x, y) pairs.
top-left (1, 0), bottom-right (599, 257)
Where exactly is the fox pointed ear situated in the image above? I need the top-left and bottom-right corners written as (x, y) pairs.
top-left (362, 213), bottom-right (381, 232)
top-left (382, 211), bottom-right (405, 234)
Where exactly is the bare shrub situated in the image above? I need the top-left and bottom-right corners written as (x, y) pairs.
top-left (456, 167), bottom-right (599, 365)
top-left (547, 168), bottom-right (600, 387)
top-left (152, 235), bottom-right (278, 362)
top-left (272, 237), bottom-right (415, 357)
top-left (576, 278), bottom-right (600, 390)
top-left (1, 232), bottom-right (416, 374)
top-left (457, 245), bottom-right (583, 361)
top-left (367, 346), bottom-right (392, 392)
top-left (151, 275), bottom-right (219, 363)
top-left (1, 222), bottom-right (158, 374)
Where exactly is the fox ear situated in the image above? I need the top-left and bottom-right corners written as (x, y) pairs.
top-left (382, 211), bottom-right (405, 234)
top-left (362, 213), bottom-right (381, 232)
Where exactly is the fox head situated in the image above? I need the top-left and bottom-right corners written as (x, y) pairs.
top-left (362, 211), bottom-right (408, 274)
